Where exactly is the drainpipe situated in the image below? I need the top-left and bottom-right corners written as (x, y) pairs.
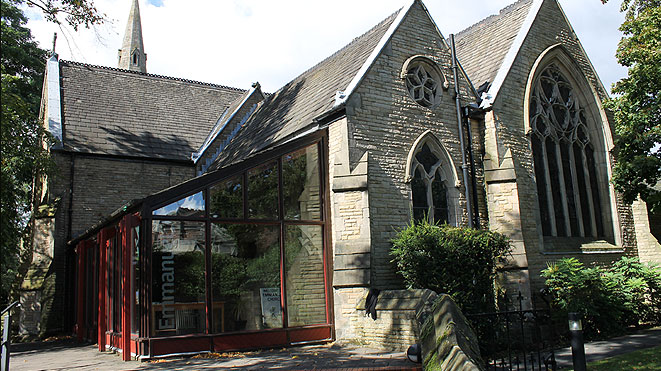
top-left (464, 106), bottom-right (481, 229)
top-left (450, 34), bottom-right (473, 228)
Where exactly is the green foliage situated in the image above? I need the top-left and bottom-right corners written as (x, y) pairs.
top-left (390, 220), bottom-right (511, 313)
top-left (581, 344), bottom-right (661, 371)
top-left (16, 0), bottom-right (105, 31)
top-left (542, 257), bottom-right (661, 338)
top-left (1, 0), bottom-right (53, 307)
top-left (602, 0), bottom-right (661, 212)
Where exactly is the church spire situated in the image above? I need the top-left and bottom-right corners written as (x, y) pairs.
top-left (118, 0), bottom-right (147, 73)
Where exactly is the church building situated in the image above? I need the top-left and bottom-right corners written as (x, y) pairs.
top-left (23, 0), bottom-right (660, 360)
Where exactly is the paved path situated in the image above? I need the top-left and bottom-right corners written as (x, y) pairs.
top-left (10, 341), bottom-right (420, 371)
top-left (8, 327), bottom-right (661, 370)
top-left (555, 326), bottom-right (661, 369)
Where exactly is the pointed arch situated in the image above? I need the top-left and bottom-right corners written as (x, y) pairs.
top-left (524, 45), bottom-right (618, 244)
top-left (405, 130), bottom-right (461, 225)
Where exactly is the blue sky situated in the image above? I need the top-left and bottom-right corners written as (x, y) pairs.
top-left (25, 0), bottom-right (627, 94)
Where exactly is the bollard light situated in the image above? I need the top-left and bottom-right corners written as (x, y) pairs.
top-left (406, 343), bottom-right (422, 363)
top-left (568, 312), bottom-right (586, 371)
top-left (568, 313), bottom-right (582, 331)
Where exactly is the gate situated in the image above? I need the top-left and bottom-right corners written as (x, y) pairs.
top-left (466, 293), bottom-right (558, 371)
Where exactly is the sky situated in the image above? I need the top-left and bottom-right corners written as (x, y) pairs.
top-left (24, 0), bottom-right (628, 94)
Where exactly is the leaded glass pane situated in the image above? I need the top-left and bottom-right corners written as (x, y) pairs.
top-left (431, 177), bottom-right (448, 224)
top-left (530, 63), bottom-right (608, 238)
top-left (411, 168), bottom-right (428, 222)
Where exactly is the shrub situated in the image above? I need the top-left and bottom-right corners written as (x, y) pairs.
top-left (542, 257), bottom-right (661, 338)
top-left (390, 219), bottom-right (511, 313)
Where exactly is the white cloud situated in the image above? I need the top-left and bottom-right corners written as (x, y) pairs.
top-left (25, 0), bottom-right (627, 93)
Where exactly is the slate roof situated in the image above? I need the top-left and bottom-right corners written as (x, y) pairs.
top-left (209, 9), bottom-right (402, 170)
top-left (59, 61), bottom-right (245, 161)
top-left (452, 0), bottom-right (533, 90)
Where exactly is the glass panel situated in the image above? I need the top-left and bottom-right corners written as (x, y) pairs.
top-left (210, 174), bottom-right (243, 219)
top-left (131, 225), bottom-right (140, 334)
top-left (283, 144), bottom-right (321, 220)
top-left (153, 192), bottom-right (205, 217)
top-left (415, 144), bottom-right (438, 174)
top-left (151, 221), bottom-right (206, 337)
top-left (247, 161), bottom-right (279, 220)
top-left (574, 143), bottom-right (592, 236)
top-left (431, 177), bottom-right (448, 225)
top-left (560, 140), bottom-right (579, 236)
top-left (411, 168), bottom-right (428, 222)
top-left (285, 225), bottom-right (326, 327)
top-left (532, 135), bottom-right (551, 235)
top-left (114, 232), bottom-right (122, 332)
top-left (546, 137), bottom-right (566, 236)
top-left (586, 145), bottom-right (605, 236)
top-left (106, 235), bottom-right (113, 331)
top-left (210, 224), bottom-right (282, 333)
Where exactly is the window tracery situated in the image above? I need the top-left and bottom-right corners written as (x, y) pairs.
top-left (409, 141), bottom-right (453, 225)
top-left (402, 57), bottom-right (445, 109)
top-left (530, 63), bottom-right (605, 237)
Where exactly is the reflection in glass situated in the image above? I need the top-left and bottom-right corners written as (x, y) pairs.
top-left (151, 221), bottom-right (206, 336)
top-left (131, 226), bottom-right (140, 334)
top-left (248, 161), bottom-right (279, 219)
top-left (285, 225), bottom-right (326, 327)
top-left (283, 144), bottom-right (321, 220)
top-left (210, 223), bottom-right (282, 333)
top-left (153, 191), bottom-right (205, 217)
top-left (210, 174), bottom-right (243, 219)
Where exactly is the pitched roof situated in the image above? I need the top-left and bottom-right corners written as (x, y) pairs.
top-left (452, 0), bottom-right (534, 90)
top-left (59, 61), bottom-right (245, 161)
top-left (209, 8), bottom-right (403, 169)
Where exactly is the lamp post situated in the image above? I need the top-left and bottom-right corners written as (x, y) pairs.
top-left (568, 312), bottom-right (586, 371)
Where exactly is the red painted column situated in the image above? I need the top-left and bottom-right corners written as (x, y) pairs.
top-left (76, 241), bottom-right (86, 342)
top-left (121, 215), bottom-right (132, 361)
top-left (97, 230), bottom-right (108, 351)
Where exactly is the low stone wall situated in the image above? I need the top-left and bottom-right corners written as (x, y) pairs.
top-left (336, 288), bottom-right (437, 351)
top-left (419, 295), bottom-right (484, 371)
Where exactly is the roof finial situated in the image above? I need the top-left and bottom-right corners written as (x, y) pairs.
top-left (51, 32), bottom-right (57, 57)
top-left (118, 0), bottom-right (147, 73)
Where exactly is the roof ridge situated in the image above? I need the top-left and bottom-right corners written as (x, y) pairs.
top-left (59, 59), bottom-right (246, 92)
top-left (453, 0), bottom-right (533, 39)
top-left (280, 9), bottom-right (401, 87)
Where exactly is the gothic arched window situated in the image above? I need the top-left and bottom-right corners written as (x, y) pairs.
top-left (530, 63), bottom-right (606, 238)
top-left (407, 133), bottom-right (459, 225)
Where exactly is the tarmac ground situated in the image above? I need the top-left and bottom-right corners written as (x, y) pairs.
top-left (7, 327), bottom-right (661, 370)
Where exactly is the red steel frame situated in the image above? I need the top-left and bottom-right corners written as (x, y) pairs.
top-left (75, 134), bottom-right (334, 359)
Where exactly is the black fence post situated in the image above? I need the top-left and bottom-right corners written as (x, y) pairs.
top-left (1, 301), bottom-right (20, 371)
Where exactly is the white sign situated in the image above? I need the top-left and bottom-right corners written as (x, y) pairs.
top-left (260, 288), bottom-right (282, 328)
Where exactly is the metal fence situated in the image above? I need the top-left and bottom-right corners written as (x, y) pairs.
top-left (466, 293), bottom-right (558, 371)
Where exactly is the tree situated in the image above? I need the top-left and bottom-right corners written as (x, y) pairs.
top-left (1, 0), bottom-right (50, 308)
top-left (1, 0), bottom-right (104, 307)
top-left (603, 0), bottom-right (661, 212)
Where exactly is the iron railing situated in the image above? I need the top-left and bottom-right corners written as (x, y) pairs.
top-left (1, 301), bottom-right (20, 371)
top-left (466, 293), bottom-right (558, 371)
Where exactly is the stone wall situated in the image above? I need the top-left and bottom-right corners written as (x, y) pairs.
top-left (632, 199), bottom-right (661, 264)
top-left (26, 152), bottom-right (195, 335)
top-left (486, 0), bottom-right (636, 296)
top-left (328, 2), bottom-right (486, 349)
top-left (346, 1), bottom-right (482, 289)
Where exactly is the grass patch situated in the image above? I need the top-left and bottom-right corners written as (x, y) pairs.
top-left (574, 345), bottom-right (661, 370)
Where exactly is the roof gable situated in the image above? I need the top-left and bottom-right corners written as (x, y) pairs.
top-left (453, 0), bottom-right (536, 100)
top-left (209, 7), bottom-right (404, 169)
top-left (58, 61), bottom-right (245, 161)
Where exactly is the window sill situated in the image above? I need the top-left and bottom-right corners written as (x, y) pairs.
top-left (541, 237), bottom-right (623, 255)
